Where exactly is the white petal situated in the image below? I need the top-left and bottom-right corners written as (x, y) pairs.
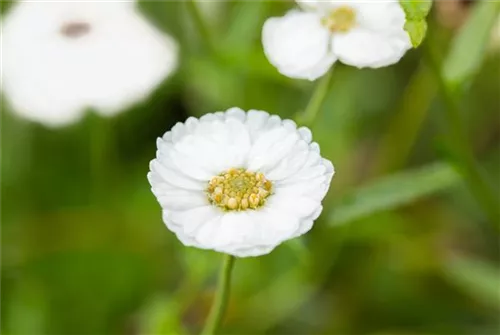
top-left (310, 142), bottom-right (320, 153)
top-left (265, 141), bottom-right (310, 181)
top-left (163, 208), bottom-right (221, 249)
top-left (265, 115), bottom-right (282, 130)
top-left (179, 116), bottom-right (251, 172)
top-left (171, 122), bottom-right (187, 143)
top-left (282, 119), bottom-right (297, 132)
top-left (164, 218), bottom-right (200, 248)
top-left (331, 2), bottom-right (411, 68)
top-left (262, 10), bottom-right (336, 80)
top-left (298, 127), bottom-right (313, 143)
top-left (355, 1), bottom-right (408, 34)
top-left (184, 117), bottom-right (200, 133)
top-left (209, 212), bottom-right (263, 248)
top-left (245, 110), bottom-right (270, 141)
top-left (192, 208), bottom-right (301, 256)
top-left (224, 244), bottom-right (277, 258)
top-left (290, 205), bottom-right (323, 239)
top-left (162, 132), bottom-right (173, 143)
top-left (199, 113), bottom-right (221, 123)
top-left (224, 107), bottom-right (247, 122)
top-left (167, 206), bottom-right (221, 235)
top-left (274, 152), bottom-right (334, 201)
top-left (251, 208), bottom-right (302, 245)
top-left (150, 160), bottom-right (204, 191)
top-left (192, 214), bottom-right (224, 247)
top-left (224, 118), bottom-right (252, 167)
top-left (156, 189), bottom-right (208, 211)
top-left (246, 127), bottom-right (290, 171)
top-left (173, 134), bottom-right (228, 175)
top-left (249, 132), bottom-right (300, 173)
top-left (268, 192), bottom-right (321, 220)
top-left (158, 140), bottom-right (213, 181)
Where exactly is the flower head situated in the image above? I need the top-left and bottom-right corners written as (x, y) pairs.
top-left (148, 108), bottom-right (334, 257)
top-left (1, 0), bottom-right (178, 127)
top-left (262, 0), bottom-right (412, 80)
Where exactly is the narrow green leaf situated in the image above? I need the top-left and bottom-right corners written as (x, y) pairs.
top-left (329, 162), bottom-right (461, 225)
top-left (405, 20), bottom-right (428, 47)
top-left (444, 256), bottom-right (500, 309)
top-left (223, 2), bottom-right (268, 52)
top-left (400, 0), bottom-right (432, 20)
top-left (443, 0), bottom-right (500, 89)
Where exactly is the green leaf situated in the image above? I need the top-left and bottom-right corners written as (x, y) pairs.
top-left (444, 256), bottom-right (500, 309)
top-left (223, 2), bottom-right (268, 52)
top-left (399, 0), bottom-right (432, 20)
top-left (405, 20), bottom-right (428, 47)
top-left (400, 0), bottom-right (432, 47)
top-left (329, 162), bottom-right (461, 225)
top-left (138, 296), bottom-right (187, 335)
top-left (443, 0), bottom-right (500, 89)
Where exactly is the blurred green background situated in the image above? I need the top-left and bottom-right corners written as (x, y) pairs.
top-left (2, 1), bottom-right (500, 334)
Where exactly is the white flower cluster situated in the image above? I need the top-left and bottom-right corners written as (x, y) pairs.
top-left (262, 0), bottom-right (412, 80)
top-left (2, 1), bottom-right (419, 257)
top-left (1, 0), bottom-right (178, 126)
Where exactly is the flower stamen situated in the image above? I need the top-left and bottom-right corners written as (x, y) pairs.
top-left (207, 168), bottom-right (273, 211)
top-left (60, 22), bottom-right (91, 39)
top-left (322, 6), bottom-right (357, 33)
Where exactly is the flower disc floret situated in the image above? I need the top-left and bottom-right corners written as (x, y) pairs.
top-left (207, 168), bottom-right (273, 211)
top-left (322, 6), bottom-right (356, 33)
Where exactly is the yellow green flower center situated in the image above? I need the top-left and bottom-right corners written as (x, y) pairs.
top-left (322, 6), bottom-right (357, 33)
top-left (206, 168), bottom-right (273, 211)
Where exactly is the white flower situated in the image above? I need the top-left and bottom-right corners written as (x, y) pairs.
top-left (490, 15), bottom-right (500, 52)
top-left (1, 0), bottom-right (178, 127)
top-left (262, 0), bottom-right (412, 80)
top-left (147, 108), bottom-right (334, 257)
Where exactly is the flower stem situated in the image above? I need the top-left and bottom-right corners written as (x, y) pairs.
top-left (89, 116), bottom-right (111, 203)
top-left (201, 254), bottom-right (235, 335)
top-left (424, 45), bottom-right (500, 228)
top-left (297, 70), bottom-right (333, 127)
top-left (186, 0), bottom-right (216, 54)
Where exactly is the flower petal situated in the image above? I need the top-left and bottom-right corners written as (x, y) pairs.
top-left (245, 110), bottom-right (271, 141)
top-left (331, 2), bottom-right (411, 68)
top-left (247, 129), bottom-right (300, 173)
top-left (149, 160), bottom-right (205, 191)
top-left (295, 0), bottom-right (319, 10)
top-left (262, 10), bottom-right (336, 80)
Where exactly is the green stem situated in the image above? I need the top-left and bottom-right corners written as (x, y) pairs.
top-left (201, 254), bottom-right (235, 335)
top-left (296, 70), bottom-right (333, 127)
top-left (186, 0), bottom-right (216, 54)
top-left (89, 116), bottom-right (110, 203)
top-left (424, 46), bottom-right (500, 228)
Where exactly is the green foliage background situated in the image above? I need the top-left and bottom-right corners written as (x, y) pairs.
top-left (2, 1), bottom-right (499, 334)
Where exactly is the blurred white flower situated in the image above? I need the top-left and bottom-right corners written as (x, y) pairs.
top-left (1, 0), bottom-right (178, 127)
top-left (148, 108), bottom-right (334, 257)
top-left (490, 15), bottom-right (500, 52)
top-left (262, 0), bottom-right (411, 80)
